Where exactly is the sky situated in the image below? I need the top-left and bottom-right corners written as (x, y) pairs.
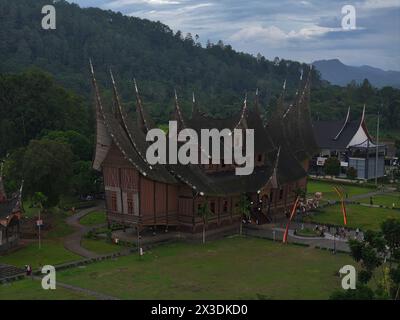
top-left (67, 0), bottom-right (400, 71)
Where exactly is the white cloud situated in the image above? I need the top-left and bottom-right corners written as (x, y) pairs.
top-left (359, 0), bottom-right (400, 9)
top-left (230, 24), bottom-right (344, 46)
top-left (106, 0), bottom-right (180, 9)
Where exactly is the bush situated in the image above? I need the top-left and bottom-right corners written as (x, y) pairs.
top-left (324, 157), bottom-right (341, 176)
top-left (347, 167), bottom-right (358, 180)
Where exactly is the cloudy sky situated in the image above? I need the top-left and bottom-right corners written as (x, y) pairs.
top-left (68, 0), bottom-right (400, 71)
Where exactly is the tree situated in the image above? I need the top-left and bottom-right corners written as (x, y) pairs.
top-left (71, 160), bottom-right (100, 195)
top-left (347, 167), bottom-right (358, 180)
top-left (197, 202), bottom-right (212, 244)
top-left (32, 192), bottom-right (48, 212)
top-left (23, 139), bottom-right (73, 206)
top-left (395, 140), bottom-right (400, 158)
top-left (330, 219), bottom-right (400, 300)
top-left (2, 147), bottom-right (26, 194)
top-left (235, 194), bottom-right (251, 236)
top-left (41, 130), bottom-right (92, 161)
top-left (324, 157), bottom-right (341, 177)
top-left (0, 69), bottom-right (90, 157)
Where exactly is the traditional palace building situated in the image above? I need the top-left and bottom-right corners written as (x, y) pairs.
top-left (90, 62), bottom-right (318, 232)
top-left (312, 107), bottom-right (386, 180)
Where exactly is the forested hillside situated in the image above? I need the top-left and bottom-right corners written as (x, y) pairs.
top-left (0, 0), bottom-right (316, 121)
top-left (0, 0), bottom-right (399, 202)
top-left (1, 0), bottom-right (399, 132)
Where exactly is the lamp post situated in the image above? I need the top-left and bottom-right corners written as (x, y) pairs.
top-left (333, 228), bottom-right (337, 255)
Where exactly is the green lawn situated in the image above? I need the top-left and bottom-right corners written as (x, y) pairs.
top-left (45, 208), bottom-right (75, 239)
top-left (79, 211), bottom-right (106, 226)
top-left (0, 279), bottom-right (94, 300)
top-left (307, 180), bottom-right (375, 201)
top-left (358, 193), bottom-right (400, 208)
top-left (0, 241), bottom-right (80, 270)
top-left (43, 237), bottom-right (355, 300)
top-left (81, 238), bottom-right (121, 255)
top-left (305, 204), bottom-right (400, 231)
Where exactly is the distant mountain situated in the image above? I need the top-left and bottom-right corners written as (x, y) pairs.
top-left (313, 59), bottom-right (400, 88)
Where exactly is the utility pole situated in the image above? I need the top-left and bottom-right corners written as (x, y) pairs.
top-left (38, 207), bottom-right (41, 250)
top-left (375, 104), bottom-right (381, 186)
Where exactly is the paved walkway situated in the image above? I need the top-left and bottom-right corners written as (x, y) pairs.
top-left (346, 188), bottom-right (392, 202)
top-left (244, 224), bottom-right (351, 252)
top-left (63, 205), bottom-right (106, 259)
top-left (32, 276), bottom-right (119, 300)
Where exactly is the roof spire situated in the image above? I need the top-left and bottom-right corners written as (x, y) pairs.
top-left (88, 59), bottom-right (104, 115)
top-left (133, 78), bottom-right (150, 132)
top-left (109, 68), bottom-right (120, 118)
top-left (174, 89), bottom-right (186, 128)
top-left (254, 88), bottom-right (261, 114)
top-left (269, 146), bottom-right (281, 189)
top-left (89, 59), bottom-right (113, 171)
top-left (334, 106), bottom-right (351, 140)
top-left (361, 104), bottom-right (366, 124)
top-left (110, 70), bottom-right (149, 166)
top-left (191, 91), bottom-right (198, 117)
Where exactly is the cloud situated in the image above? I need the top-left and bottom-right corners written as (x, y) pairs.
top-left (106, 0), bottom-right (181, 8)
top-left (230, 24), bottom-right (345, 46)
top-left (68, 0), bottom-right (400, 71)
top-left (359, 0), bottom-right (400, 9)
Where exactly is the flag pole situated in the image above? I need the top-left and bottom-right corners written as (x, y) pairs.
top-left (375, 104), bottom-right (381, 186)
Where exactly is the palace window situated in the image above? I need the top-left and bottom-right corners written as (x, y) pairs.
top-left (279, 188), bottom-right (284, 200)
top-left (127, 196), bottom-right (134, 214)
top-left (223, 200), bottom-right (228, 213)
top-left (262, 195), bottom-right (268, 209)
top-left (210, 202), bottom-right (216, 214)
top-left (257, 153), bottom-right (263, 162)
top-left (111, 192), bottom-right (118, 212)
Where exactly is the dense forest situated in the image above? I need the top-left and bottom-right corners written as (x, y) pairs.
top-left (0, 0), bottom-right (399, 202)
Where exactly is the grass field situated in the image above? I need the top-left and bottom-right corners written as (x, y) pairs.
top-left (79, 211), bottom-right (106, 226)
top-left (81, 238), bottom-right (121, 255)
top-left (305, 204), bottom-right (400, 231)
top-left (41, 237), bottom-right (354, 300)
top-left (358, 193), bottom-right (400, 208)
top-left (0, 241), bottom-right (80, 270)
top-left (307, 180), bottom-right (374, 201)
top-left (0, 279), bottom-right (94, 300)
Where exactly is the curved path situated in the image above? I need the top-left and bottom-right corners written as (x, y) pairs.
top-left (64, 205), bottom-right (106, 259)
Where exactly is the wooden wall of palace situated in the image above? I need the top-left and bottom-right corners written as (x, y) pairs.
top-left (101, 144), bottom-right (307, 230)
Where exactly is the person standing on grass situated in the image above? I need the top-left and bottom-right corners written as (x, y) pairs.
top-left (26, 265), bottom-right (32, 277)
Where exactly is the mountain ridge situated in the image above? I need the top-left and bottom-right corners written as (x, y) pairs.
top-left (313, 59), bottom-right (400, 88)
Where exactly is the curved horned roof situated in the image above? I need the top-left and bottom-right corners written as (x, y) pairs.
top-left (91, 62), bottom-right (315, 196)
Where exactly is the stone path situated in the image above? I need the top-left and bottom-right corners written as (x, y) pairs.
top-left (244, 224), bottom-right (351, 252)
top-left (32, 276), bottom-right (120, 300)
top-left (244, 187), bottom-right (399, 252)
top-left (63, 205), bottom-right (106, 259)
top-left (346, 188), bottom-right (392, 202)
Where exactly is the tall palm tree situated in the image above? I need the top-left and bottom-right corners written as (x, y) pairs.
top-left (198, 202), bottom-right (212, 244)
top-left (236, 194), bottom-right (251, 236)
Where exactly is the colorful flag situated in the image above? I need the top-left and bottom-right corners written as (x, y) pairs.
top-left (282, 196), bottom-right (300, 243)
top-left (333, 186), bottom-right (347, 226)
